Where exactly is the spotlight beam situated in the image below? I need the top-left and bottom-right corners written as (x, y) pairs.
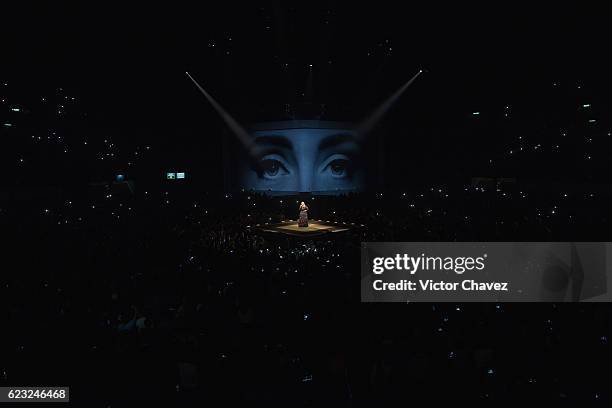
top-left (356, 69), bottom-right (423, 138)
top-left (185, 71), bottom-right (254, 152)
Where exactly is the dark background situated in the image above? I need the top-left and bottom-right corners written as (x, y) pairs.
top-left (3, 2), bottom-right (611, 191)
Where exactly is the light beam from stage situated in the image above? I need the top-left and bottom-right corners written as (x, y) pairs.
top-left (356, 69), bottom-right (423, 138)
top-left (185, 71), bottom-right (255, 152)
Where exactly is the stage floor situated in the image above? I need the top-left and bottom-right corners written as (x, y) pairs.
top-left (253, 220), bottom-right (354, 237)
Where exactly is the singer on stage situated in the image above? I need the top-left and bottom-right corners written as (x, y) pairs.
top-left (298, 201), bottom-right (309, 227)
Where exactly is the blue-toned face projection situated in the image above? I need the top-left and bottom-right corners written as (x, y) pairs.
top-left (237, 121), bottom-right (365, 194)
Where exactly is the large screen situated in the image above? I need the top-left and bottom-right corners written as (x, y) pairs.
top-left (225, 120), bottom-right (380, 195)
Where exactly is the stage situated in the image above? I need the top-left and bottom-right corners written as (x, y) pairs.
top-left (251, 219), bottom-right (356, 238)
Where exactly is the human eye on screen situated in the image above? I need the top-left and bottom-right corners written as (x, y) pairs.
top-left (319, 154), bottom-right (353, 179)
top-left (255, 154), bottom-right (290, 179)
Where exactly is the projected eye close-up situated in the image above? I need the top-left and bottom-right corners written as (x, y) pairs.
top-left (237, 122), bottom-right (364, 194)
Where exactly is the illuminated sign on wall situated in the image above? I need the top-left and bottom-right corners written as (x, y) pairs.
top-left (166, 172), bottom-right (186, 180)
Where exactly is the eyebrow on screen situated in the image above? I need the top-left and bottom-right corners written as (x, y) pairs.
top-left (318, 133), bottom-right (358, 151)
